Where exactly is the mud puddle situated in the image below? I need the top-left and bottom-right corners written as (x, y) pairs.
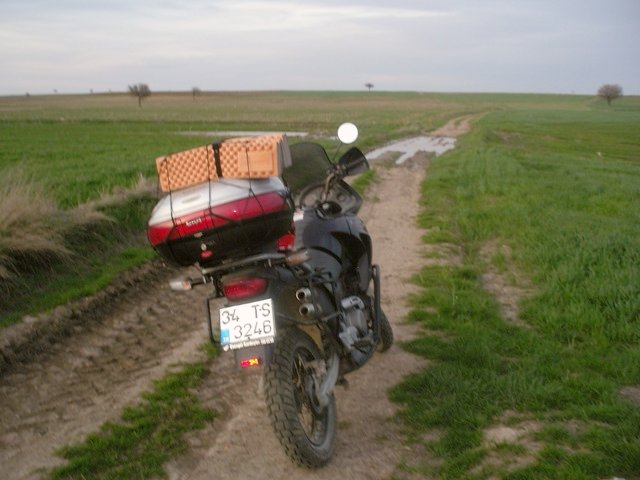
top-left (367, 136), bottom-right (456, 165)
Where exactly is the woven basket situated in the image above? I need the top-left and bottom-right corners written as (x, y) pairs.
top-left (155, 134), bottom-right (291, 192)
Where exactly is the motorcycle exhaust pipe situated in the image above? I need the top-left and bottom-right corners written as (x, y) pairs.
top-left (296, 287), bottom-right (311, 303)
top-left (299, 303), bottom-right (315, 317)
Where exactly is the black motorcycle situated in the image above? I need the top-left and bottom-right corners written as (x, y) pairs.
top-left (161, 124), bottom-right (393, 467)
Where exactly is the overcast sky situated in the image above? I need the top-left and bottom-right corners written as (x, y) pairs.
top-left (1, 0), bottom-right (639, 95)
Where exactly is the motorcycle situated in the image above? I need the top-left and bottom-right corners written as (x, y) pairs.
top-left (157, 123), bottom-right (393, 467)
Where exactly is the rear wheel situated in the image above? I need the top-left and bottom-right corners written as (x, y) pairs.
top-left (264, 329), bottom-right (336, 468)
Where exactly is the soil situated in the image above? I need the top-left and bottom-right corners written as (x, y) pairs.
top-left (478, 241), bottom-right (534, 328)
top-left (0, 120), bottom-right (474, 480)
top-left (0, 264), bottom-right (212, 479)
top-left (430, 114), bottom-right (479, 138)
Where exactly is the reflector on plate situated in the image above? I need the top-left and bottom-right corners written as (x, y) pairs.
top-left (239, 357), bottom-right (262, 368)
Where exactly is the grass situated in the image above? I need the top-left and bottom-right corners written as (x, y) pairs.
top-left (3, 91), bottom-right (603, 203)
top-left (350, 169), bottom-right (377, 195)
top-left (0, 180), bottom-right (158, 326)
top-left (49, 346), bottom-right (218, 479)
top-left (0, 169), bottom-right (143, 325)
top-left (0, 170), bottom-right (75, 279)
top-left (390, 101), bottom-right (640, 478)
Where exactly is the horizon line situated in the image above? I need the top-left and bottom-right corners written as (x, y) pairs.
top-left (2, 89), bottom-right (636, 98)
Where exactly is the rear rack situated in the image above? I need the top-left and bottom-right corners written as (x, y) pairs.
top-left (169, 249), bottom-right (312, 292)
top-left (201, 252), bottom-right (287, 276)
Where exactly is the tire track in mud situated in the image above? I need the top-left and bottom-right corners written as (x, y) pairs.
top-left (0, 267), bottom-right (218, 479)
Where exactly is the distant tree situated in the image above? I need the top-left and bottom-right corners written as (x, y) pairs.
top-left (128, 83), bottom-right (151, 107)
top-left (192, 86), bottom-right (201, 101)
top-left (597, 84), bottom-right (623, 105)
top-left (365, 83), bottom-right (374, 92)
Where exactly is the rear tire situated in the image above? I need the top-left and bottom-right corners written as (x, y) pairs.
top-left (264, 329), bottom-right (337, 468)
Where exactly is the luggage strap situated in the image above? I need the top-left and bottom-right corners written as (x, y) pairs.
top-left (212, 142), bottom-right (223, 178)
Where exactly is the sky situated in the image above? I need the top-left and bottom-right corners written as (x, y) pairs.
top-left (1, 0), bottom-right (639, 95)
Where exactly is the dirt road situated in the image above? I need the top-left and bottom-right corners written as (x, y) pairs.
top-left (165, 155), bottom-right (431, 480)
top-left (0, 120), bottom-right (473, 478)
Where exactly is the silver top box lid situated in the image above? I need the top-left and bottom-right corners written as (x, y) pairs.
top-left (148, 177), bottom-right (287, 226)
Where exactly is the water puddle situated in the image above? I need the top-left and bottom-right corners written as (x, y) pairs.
top-left (175, 132), bottom-right (455, 166)
top-left (367, 136), bottom-right (456, 165)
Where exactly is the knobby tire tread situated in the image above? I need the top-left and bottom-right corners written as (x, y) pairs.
top-left (377, 308), bottom-right (394, 352)
top-left (264, 328), bottom-right (336, 468)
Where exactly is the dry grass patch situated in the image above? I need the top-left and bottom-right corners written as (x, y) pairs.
top-left (0, 169), bottom-right (110, 280)
top-left (87, 174), bottom-right (156, 210)
top-left (475, 415), bottom-right (544, 477)
top-left (479, 240), bottom-right (534, 328)
top-left (620, 386), bottom-right (640, 407)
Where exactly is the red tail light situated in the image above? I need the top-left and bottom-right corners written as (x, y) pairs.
top-left (223, 277), bottom-right (268, 301)
top-left (147, 221), bottom-right (174, 246)
top-left (277, 231), bottom-right (295, 252)
top-left (239, 357), bottom-right (262, 368)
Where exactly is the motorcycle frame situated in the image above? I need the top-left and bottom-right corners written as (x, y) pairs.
top-left (201, 252), bottom-right (383, 373)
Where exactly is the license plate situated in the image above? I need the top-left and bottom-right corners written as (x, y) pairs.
top-left (219, 299), bottom-right (275, 351)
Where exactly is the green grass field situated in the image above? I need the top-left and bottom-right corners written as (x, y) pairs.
top-left (1, 91), bottom-right (617, 207)
top-left (390, 101), bottom-right (640, 478)
top-left (1, 91), bottom-right (639, 478)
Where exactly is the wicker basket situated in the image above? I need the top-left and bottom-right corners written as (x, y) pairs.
top-left (155, 134), bottom-right (291, 192)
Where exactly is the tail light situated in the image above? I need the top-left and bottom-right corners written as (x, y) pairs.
top-left (222, 277), bottom-right (268, 301)
top-left (276, 230), bottom-right (295, 252)
top-left (239, 357), bottom-right (262, 368)
top-left (147, 220), bottom-right (174, 246)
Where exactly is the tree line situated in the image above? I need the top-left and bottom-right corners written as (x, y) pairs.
top-left (126, 83), bottom-right (625, 107)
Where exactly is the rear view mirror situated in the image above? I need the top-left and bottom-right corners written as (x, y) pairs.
top-left (338, 147), bottom-right (369, 176)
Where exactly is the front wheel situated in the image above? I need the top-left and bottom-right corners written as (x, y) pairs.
top-left (264, 329), bottom-right (337, 468)
top-left (377, 308), bottom-right (394, 352)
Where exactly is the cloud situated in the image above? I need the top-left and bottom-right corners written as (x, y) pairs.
top-left (1, 0), bottom-right (638, 94)
top-left (1, 0), bottom-right (454, 92)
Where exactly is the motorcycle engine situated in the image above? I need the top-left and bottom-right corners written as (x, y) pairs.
top-left (338, 296), bottom-right (373, 351)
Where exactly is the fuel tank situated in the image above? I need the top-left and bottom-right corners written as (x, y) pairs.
top-left (295, 208), bottom-right (372, 290)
